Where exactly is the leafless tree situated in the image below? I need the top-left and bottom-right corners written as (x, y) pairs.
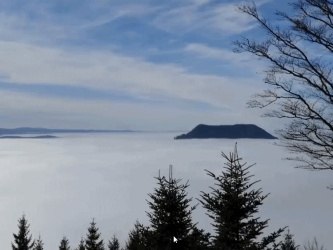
top-left (234, 0), bottom-right (333, 170)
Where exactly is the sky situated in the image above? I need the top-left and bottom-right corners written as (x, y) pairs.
top-left (0, 0), bottom-right (292, 132)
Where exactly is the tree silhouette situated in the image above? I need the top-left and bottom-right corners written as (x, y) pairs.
top-left (108, 235), bottom-right (120, 250)
top-left (33, 235), bottom-right (44, 250)
top-left (188, 226), bottom-right (212, 250)
top-left (280, 229), bottom-right (299, 250)
top-left (200, 144), bottom-right (285, 249)
top-left (234, 0), bottom-right (333, 170)
top-left (85, 219), bottom-right (105, 250)
top-left (75, 237), bottom-right (85, 250)
top-left (125, 221), bottom-right (151, 250)
top-left (146, 165), bottom-right (200, 249)
top-left (59, 236), bottom-right (71, 250)
top-left (12, 214), bottom-right (35, 250)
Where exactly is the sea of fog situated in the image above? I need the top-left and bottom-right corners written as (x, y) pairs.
top-left (0, 132), bottom-right (332, 249)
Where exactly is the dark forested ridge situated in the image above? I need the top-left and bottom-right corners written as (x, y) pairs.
top-left (174, 124), bottom-right (277, 139)
top-left (0, 135), bottom-right (58, 139)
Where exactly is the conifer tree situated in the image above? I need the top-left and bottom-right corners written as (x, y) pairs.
top-left (59, 236), bottom-right (71, 250)
top-left (146, 165), bottom-right (200, 250)
top-left (280, 229), bottom-right (299, 250)
top-left (33, 235), bottom-right (44, 250)
top-left (200, 144), bottom-right (285, 250)
top-left (75, 238), bottom-right (85, 250)
top-left (12, 214), bottom-right (35, 250)
top-left (85, 219), bottom-right (105, 250)
top-left (188, 226), bottom-right (212, 250)
top-left (108, 235), bottom-right (120, 250)
top-left (125, 221), bottom-right (151, 250)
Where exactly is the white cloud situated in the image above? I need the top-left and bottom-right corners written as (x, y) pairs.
top-left (151, 2), bottom-right (259, 36)
top-left (0, 41), bottom-right (262, 108)
top-left (209, 3), bottom-right (258, 33)
top-left (0, 0), bottom-right (282, 131)
top-left (0, 2), bottom-right (158, 45)
top-left (185, 43), bottom-right (233, 59)
top-left (150, 0), bottom-right (276, 36)
top-left (78, 3), bottom-right (160, 30)
top-left (0, 38), bottom-right (284, 130)
top-left (184, 43), bottom-right (265, 72)
top-left (192, 0), bottom-right (211, 6)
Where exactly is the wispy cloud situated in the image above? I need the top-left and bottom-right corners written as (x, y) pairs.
top-left (0, 41), bottom-right (262, 108)
top-left (151, 1), bottom-right (269, 36)
top-left (0, 0), bottom-right (284, 130)
top-left (184, 43), bottom-right (264, 73)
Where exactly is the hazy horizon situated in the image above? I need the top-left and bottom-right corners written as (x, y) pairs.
top-left (0, 124), bottom-right (278, 137)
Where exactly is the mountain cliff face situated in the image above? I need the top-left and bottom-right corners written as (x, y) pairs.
top-left (174, 124), bottom-right (277, 139)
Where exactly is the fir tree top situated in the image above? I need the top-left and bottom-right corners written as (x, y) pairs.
top-left (85, 219), bottom-right (105, 250)
top-left (146, 165), bottom-right (198, 249)
top-left (76, 237), bottom-right (85, 250)
top-left (108, 235), bottom-right (120, 250)
top-left (12, 214), bottom-right (35, 250)
top-left (59, 236), bottom-right (70, 250)
top-left (199, 143), bottom-right (285, 249)
top-left (33, 235), bottom-right (44, 250)
top-left (281, 229), bottom-right (299, 250)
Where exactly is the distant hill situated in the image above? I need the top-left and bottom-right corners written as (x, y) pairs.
top-left (0, 127), bottom-right (134, 135)
top-left (0, 135), bottom-right (58, 139)
top-left (174, 124), bottom-right (277, 139)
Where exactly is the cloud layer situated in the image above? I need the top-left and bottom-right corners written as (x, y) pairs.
top-left (0, 0), bottom-right (285, 131)
top-left (0, 134), bottom-right (331, 249)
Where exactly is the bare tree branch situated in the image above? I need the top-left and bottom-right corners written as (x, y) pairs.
top-left (234, 0), bottom-right (333, 170)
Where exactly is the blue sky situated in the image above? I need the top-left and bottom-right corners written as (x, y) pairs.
top-left (0, 0), bottom-right (291, 131)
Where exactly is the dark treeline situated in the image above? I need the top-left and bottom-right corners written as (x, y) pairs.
top-left (11, 145), bottom-right (307, 250)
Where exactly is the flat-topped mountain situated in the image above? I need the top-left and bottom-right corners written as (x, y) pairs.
top-left (174, 124), bottom-right (277, 139)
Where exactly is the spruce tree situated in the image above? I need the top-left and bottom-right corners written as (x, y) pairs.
top-left (108, 235), bottom-right (120, 250)
top-left (199, 143), bottom-right (285, 250)
top-left (125, 221), bottom-right (151, 250)
top-left (12, 214), bottom-right (35, 250)
top-left (85, 219), bottom-right (105, 250)
top-left (146, 165), bottom-right (199, 250)
top-left (59, 236), bottom-right (71, 250)
top-left (33, 235), bottom-right (44, 250)
top-left (280, 229), bottom-right (299, 250)
top-left (76, 237), bottom-right (85, 250)
top-left (188, 226), bottom-right (212, 250)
